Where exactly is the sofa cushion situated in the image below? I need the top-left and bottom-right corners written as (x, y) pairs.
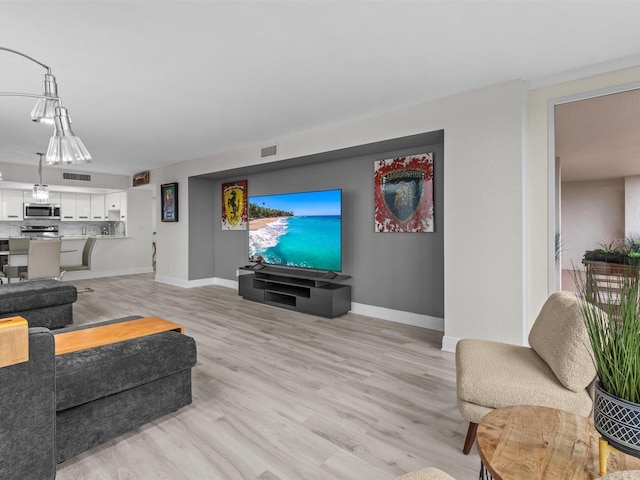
top-left (0, 280), bottom-right (77, 314)
top-left (456, 338), bottom-right (593, 416)
top-left (528, 291), bottom-right (596, 392)
top-left (54, 320), bottom-right (197, 411)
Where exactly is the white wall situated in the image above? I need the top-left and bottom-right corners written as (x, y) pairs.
top-left (561, 179), bottom-right (625, 270)
top-left (152, 79), bottom-right (528, 348)
top-left (0, 161), bottom-right (129, 191)
top-left (626, 176), bottom-right (640, 239)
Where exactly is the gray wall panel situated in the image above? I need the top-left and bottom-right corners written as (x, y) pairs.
top-left (188, 177), bottom-right (217, 280)
top-left (202, 136), bottom-right (444, 317)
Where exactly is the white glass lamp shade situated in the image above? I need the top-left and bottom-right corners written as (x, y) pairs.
top-left (46, 106), bottom-right (92, 165)
top-left (33, 184), bottom-right (49, 203)
top-left (31, 74), bottom-right (59, 124)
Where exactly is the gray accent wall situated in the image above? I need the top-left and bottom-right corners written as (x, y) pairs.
top-left (188, 177), bottom-right (217, 280)
top-left (189, 132), bottom-right (444, 318)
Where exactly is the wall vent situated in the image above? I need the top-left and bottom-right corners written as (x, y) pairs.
top-left (63, 172), bottom-right (92, 182)
top-left (261, 145), bottom-right (277, 158)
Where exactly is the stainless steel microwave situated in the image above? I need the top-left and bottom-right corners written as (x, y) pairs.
top-left (24, 203), bottom-right (61, 219)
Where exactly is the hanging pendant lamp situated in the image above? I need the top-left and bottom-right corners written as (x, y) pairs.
top-left (46, 106), bottom-right (92, 165)
top-left (31, 73), bottom-right (59, 125)
top-left (33, 152), bottom-right (50, 203)
top-left (0, 46), bottom-right (92, 165)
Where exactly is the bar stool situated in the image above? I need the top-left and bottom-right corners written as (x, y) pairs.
top-left (18, 239), bottom-right (62, 281)
top-left (60, 237), bottom-right (96, 279)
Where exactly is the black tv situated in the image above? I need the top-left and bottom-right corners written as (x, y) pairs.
top-left (248, 189), bottom-right (342, 272)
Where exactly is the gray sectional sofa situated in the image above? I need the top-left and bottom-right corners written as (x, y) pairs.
top-left (0, 281), bottom-right (197, 480)
top-left (0, 279), bottom-right (76, 329)
top-left (54, 316), bottom-right (197, 463)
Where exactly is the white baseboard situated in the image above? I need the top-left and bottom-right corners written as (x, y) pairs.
top-left (214, 277), bottom-right (239, 289)
top-left (62, 267), bottom-right (153, 281)
top-left (350, 302), bottom-right (444, 331)
top-left (154, 275), bottom-right (233, 289)
top-left (441, 336), bottom-right (460, 353)
top-left (154, 275), bottom-right (192, 288)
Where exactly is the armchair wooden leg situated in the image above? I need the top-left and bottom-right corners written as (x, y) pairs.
top-left (463, 422), bottom-right (478, 454)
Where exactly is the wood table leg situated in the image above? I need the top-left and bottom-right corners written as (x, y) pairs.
top-left (464, 422), bottom-right (478, 454)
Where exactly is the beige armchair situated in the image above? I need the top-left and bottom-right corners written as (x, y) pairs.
top-left (456, 291), bottom-right (597, 454)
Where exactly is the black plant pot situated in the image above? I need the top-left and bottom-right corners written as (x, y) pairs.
top-left (594, 381), bottom-right (640, 458)
top-left (584, 252), bottom-right (629, 264)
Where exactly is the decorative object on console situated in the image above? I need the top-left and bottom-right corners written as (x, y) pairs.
top-left (374, 153), bottom-right (434, 233)
top-left (132, 170), bottom-right (150, 186)
top-left (161, 182), bottom-right (178, 222)
top-left (0, 46), bottom-right (92, 165)
top-left (32, 152), bottom-right (49, 203)
top-left (222, 179), bottom-right (248, 230)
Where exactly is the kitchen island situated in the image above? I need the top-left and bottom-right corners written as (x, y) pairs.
top-left (0, 235), bottom-right (152, 281)
top-left (60, 235), bottom-right (151, 280)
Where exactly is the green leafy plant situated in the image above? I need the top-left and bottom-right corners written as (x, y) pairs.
top-left (574, 268), bottom-right (640, 402)
top-left (627, 235), bottom-right (640, 255)
top-left (597, 239), bottom-right (621, 254)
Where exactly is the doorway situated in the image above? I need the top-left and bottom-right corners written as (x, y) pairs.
top-left (553, 85), bottom-right (640, 291)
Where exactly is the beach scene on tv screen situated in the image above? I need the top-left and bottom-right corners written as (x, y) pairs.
top-left (248, 189), bottom-right (342, 271)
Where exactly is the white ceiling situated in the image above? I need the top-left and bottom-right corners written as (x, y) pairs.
top-left (2, 1), bottom-right (640, 176)
top-left (556, 88), bottom-right (640, 182)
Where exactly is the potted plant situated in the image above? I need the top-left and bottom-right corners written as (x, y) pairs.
top-left (583, 236), bottom-right (640, 266)
top-left (575, 267), bottom-right (640, 457)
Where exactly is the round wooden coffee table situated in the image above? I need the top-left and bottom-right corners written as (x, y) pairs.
top-left (476, 405), bottom-right (640, 479)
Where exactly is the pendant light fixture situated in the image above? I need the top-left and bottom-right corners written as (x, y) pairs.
top-left (33, 152), bottom-right (49, 204)
top-left (31, 73), bottom-right (59, 125)
top-left (0, 46), bottom-right (92, 165)
top-left (46, 106), bottom-right (92, 165)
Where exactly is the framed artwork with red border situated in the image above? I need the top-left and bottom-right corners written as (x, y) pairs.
top-left (221, 180), bottom-right (248, 230)
top-left (374, 153), bottom-right (434, 232)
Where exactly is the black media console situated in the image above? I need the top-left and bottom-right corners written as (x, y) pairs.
top-left (238, 265), bottom-right (351, 318)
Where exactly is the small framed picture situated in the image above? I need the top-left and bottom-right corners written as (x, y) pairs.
top-left (161, 182), bottom-right (178, 222)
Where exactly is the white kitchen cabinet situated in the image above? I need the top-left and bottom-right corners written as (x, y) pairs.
top-left (76, 194), bottom-right (91, 221)
top-left (105, 192), bottom-right (121, 211)
top-left (106, 191), bottom-right (127, 221)
top-left (119, 192), bottom-right (127, 220)
top-left (60, 193), bottom-right (77, 221)
top-left (1, 190), bottom-right (24, 221)
top-left (90, 194), bottom-right (106, 221)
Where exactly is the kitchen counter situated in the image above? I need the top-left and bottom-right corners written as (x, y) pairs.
top-left (0, 236), bottom-right (129, 241)
top-left (61, 235), bottom-right (129, 240)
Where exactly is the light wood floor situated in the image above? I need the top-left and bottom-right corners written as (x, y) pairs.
top-left (56, 274), bottom-right (480, 480)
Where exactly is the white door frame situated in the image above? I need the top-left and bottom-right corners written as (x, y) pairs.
top-left (547, 81), bottom-right (640, 293)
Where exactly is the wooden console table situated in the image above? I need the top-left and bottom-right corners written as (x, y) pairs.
top-left (54, 316), bottom-right (184, 355)
top-left (477, 405), bottom-right (640, 480)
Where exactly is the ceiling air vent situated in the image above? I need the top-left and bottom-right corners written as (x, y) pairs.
top-left (261, 145), bottom-right (277, 158)
top-left (63, 172), bottom-right (92, 182)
